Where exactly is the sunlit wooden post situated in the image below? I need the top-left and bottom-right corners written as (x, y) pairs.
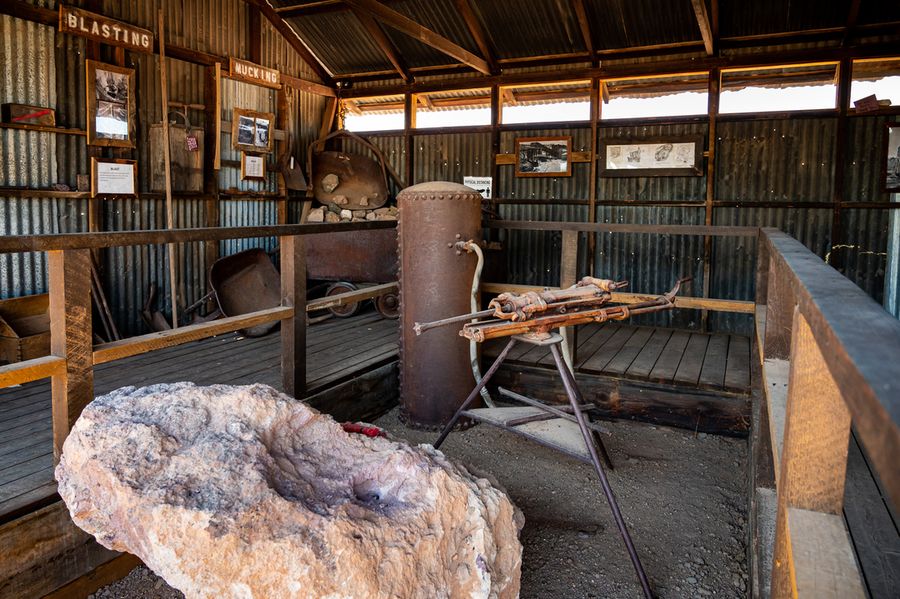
top-left (770, 306), bottom-right (863, 598)
top-left (281, 235), bottom-right (306, 398)
top-left (763, 251), bottom-right (794, 361)
top-left (560, 230), bottom-right (578, 366)
top-left (49, 249), bottom-right (94, 461)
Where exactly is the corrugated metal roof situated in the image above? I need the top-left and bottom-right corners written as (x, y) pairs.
top-left (718, 0), bottom-right (846, 38)
top-left (586, 0), bottom-right (700, 50)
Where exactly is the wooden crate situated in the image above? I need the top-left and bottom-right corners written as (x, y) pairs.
top-left (0, 293), bottom-right (51, 364)
top-left (1, 103), bottom-right (56, 126)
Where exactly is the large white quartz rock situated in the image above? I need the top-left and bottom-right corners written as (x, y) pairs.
top-left (55, 383), bottom-right (522, 599)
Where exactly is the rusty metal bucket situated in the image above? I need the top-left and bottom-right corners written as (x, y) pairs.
top-left (209, 249), bottom-right (281, 337)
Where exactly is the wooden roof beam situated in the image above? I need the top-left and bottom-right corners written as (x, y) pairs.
top-left (342, 0), bottom-right (492, 75)
top-left (843, 0), bottom-right (861, 46)
top-left (454, 0), bottom-right (498, 74)
top-left (351, 8), bottom-right (412, 83)
top-left (573, 0), bottom-right (598, 67)
top-left (243, 0), bottom-right (334, 85)
top-left (690, 0), bottom-right (715, 56)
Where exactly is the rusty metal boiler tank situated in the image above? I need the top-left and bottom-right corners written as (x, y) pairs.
top-left (397, 182), bottom-right (483, 429)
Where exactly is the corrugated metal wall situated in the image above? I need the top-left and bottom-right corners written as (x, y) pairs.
top-left (0, 1), bottom-right (324, 336)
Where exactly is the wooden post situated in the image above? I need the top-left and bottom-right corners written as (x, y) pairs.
top-left (276, 85), bottom-right (289, 224)
top-left (404, 93), bottom-right (415, 187)
top-left (763, 257), bottom-right (794, 360)
top-left (701, 67), bottom-right (720, 331)
top-left (158, 9), bottom-right (179, 328)
top-left (49, 249), bottom-right (93, 461)
top-left (770, 307), bottom-right (862, 598)
top-left (203, 62), bottom-right (221, 286)
top-left (280, 235), bottom-right (306, 397)
top-left (560, 230), bottom-right (578, 367)
top-left (829, 58), bottom-right (851, 273)
top-left (587, 77), bottom-right (600, 275)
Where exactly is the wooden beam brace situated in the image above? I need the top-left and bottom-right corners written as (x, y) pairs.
top-left (248, 3), bottom-right (262, 64)
top-left (342, 0), bottom-right (491, 75)
top-left (573, 0), bottom-right (597, 66)
top-left (242, 0), bottom-right (334, 85)
top-left (281, 235), bottom-right (306, 398)
top-left (351, 8), bottom-right (412, 83)
top-left (453, 0), bottom-right (498, 74)
top-left (691, 0), bottom-right (715, 56)
top-left (49, 249), bottom-right (93, 462)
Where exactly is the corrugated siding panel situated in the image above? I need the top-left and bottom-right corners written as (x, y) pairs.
top-left (339, 134), bottom-right (407, 196)
top-left (499, 128), bottom-right (591, 200)
top-left (844, 115), bottom-right (892, 203)
top-left (598, 122), bottom-right (708, 202)
top-left (837, 208), bottom-right (890, 304)
top-left (716, 118), bottom-right (836, 203)
top-left (594, 205), bottom-right (706, 329)
top-left (219, 198), bottom-right (278, 256)
top-left (497, 203), bottom-right (590, 287)
top-left (709, 207), bottom-right (832, 333)
top-left (413, 132), bottom-right (491, 184)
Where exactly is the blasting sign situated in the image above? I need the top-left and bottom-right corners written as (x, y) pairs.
top-left (229, 58), bottom-right (281, 89)
top-left (59, 5), bottom-right (153, 54)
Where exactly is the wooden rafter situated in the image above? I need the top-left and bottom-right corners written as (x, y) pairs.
top-left (572, 0), bottom-right (597, 66)
top-left (342, 0), bottom-right (491, 75)
top-left (351, 8), bottom-right (412, 83)
top-left (242, 0), bottom-right (333, 84)
top-left (690, 0), bottom-right (715, 56)
top-left (843, 0), bottom-right (861, 46)
top-left (453, 0), bottom-right (498, 74)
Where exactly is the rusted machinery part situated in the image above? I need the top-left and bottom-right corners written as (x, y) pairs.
top-left (306, 129), bottom-right (405, 210)
top-left (325, 282), bottom-right (361, 318)
top-left (311, 151), bottom-right (389, 210)
top-left (374, 291), bottom-right (400, 319)
top-left (398, 182), bottom-right (483, 430)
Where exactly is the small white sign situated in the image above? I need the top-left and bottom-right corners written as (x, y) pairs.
top-left (96, 161), bottom-right (135, 195)
top-left (463, 176), bottom-right (492, 199)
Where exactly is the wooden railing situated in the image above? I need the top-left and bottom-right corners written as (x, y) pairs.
top-left (0, 221), bottom-right (396, 462)
top-left (484, 220), bottom-right (900, 598)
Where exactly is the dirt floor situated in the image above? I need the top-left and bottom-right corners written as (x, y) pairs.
top-left (92, 407), bottom-right (748, 599)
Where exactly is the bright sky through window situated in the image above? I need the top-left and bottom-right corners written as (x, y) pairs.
top-left (502, 102), bottom-right (590, 124)
top-left (415, 106), bottom-right (491, 128)
top-left (601, 91), bottom-right (708, 119)
top-left (719, 85), bottom-right (836, 113)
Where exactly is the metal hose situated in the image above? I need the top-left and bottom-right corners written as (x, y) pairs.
top-left (457, 240), bottom-right (495, 408)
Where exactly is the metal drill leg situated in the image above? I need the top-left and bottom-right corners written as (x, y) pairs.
top-left (551, 343), bottom-right (653, 599)
top-left (589, 413), bottom-right (615, 471)
top-left (433, 337), bottom-right (516, 450)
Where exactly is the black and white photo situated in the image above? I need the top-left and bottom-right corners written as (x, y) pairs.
top-left (254, 117), bottom-right (270, 148)
top-left (231, 108), bottom-right (274, 153)
top-left (515, 136), bottom-right (572, 177)
top-left (237, 115), bottom-right (255, 146)
top-left (86, 60), bottom-right (135, 147)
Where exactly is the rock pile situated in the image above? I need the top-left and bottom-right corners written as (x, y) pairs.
top-left (56, 383), bottom-right (522, 599)
top-left (307, 205), bottom-right (398, 224)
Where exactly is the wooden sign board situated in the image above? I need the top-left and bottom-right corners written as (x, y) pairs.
top-left (229, 58), bottom-right (280, 89)
top-left (59, 5), bottom-right (154, 54)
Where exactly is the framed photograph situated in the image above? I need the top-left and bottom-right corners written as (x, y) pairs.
top-left (884, 122), bottom-right (900, 192)
top-left (232, 108), bottom-right (274, 153)
top-left (86, 60), bottom-right (135, 148)
top-left (91, 158), bottom-right (137, 197)
top-left (516, 136), bottom-right (572, 177)
top-left (599, 136), bottom-right (704, 177)
top-left (241, 153), bottom-right (266, 180)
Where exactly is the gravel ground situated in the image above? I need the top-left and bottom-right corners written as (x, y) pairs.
top-left (92, 407), bottom-right (748, 599)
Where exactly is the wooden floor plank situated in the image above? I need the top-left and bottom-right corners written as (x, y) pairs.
top-left (673, 334), bottom-right (711, 386)
top-left (626, 328), bottom-right (674, 379)
top-left (649, 330), bottom-right (691, 384)
top-left (724, 335), bottom-right (752, 393)
top-left (574, 323), bottom-right (618, 369)
top-left (698, 334), bottom-right (730, 390)
top-left (603, 327), bottom-right (655, 376)
top-left (0, 452), bottom-right (52, 486)
top-left (0, 312), bottom-right (400, 522)
top-left (580, 326), bottom-right (638, 374)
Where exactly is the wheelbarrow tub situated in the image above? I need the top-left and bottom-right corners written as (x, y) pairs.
top-left (209, 249), bottom-right (281, 337)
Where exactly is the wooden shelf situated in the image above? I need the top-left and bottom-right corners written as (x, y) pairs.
top-left (0, 188), bottom-right (90, 199)
top-left (0, 122), bottom-right (86, 136)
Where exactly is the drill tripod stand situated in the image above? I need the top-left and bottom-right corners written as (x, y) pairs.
top-left (433, 331), bottom-right (653, 599)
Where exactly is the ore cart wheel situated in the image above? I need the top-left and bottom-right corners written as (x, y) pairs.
top-left (375, 291), bottom-right (400, 319)
top-left (326, 282), bottom-right (360, 318)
